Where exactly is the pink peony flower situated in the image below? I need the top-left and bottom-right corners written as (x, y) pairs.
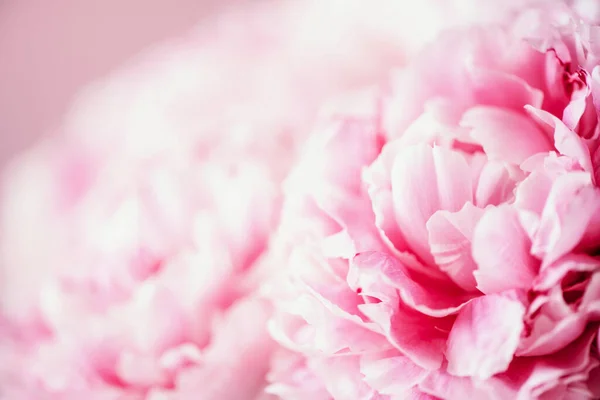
top-left (5, 1), bottom-right (597, 399)
top-left (267, 3), bottom-right (600, 399)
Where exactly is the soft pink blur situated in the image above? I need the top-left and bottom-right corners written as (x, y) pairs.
top-left (0, 0), bottom-right (542, 169)
top-left (0, 0), bottom-right (241, 167)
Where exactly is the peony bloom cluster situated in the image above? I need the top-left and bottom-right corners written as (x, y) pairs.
top-left (266, 3), bottom-right (600, 400)
top-left (0, 122), bottom-right (288, 399)
top-left (2, 1), bottom-right (600, 400)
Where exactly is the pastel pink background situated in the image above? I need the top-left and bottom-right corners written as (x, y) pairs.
top-left (0, 0), bottom-right (238, 167)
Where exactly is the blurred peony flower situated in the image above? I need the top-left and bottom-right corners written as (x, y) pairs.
top-left (0, 0), bottom-right (469, 398)
top-left (0, 118), bottom-right (285, 399)
top-left (267, 2), bottom-right (600, 399)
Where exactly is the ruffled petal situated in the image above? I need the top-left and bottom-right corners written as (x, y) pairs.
top-left (427, 202), bottom-right (485, 292)
top-left (446, 292), bottom-right (526, 379)
top-left (531, 171), bottom-right (600, 266)
top-left (365, 141), bottom-right (411, 254)
top-left (164, 299), bottom-right (275, 400)
top-left (473, 159), bottom-right (517, 207)
top-left (310, 356), bottom-right (384, 400)
top-left (350, 251), bottom-right (473, 318)
top-left (500, 329), bottom-right (599, 399)
top-left (391, 144), bottom-right (473, 267)
top-left (473, 205), bottom-right (540, 294)
top-left (461, 106), bottom-right (553, 164)
top-left (365, 142), bottom-right (449, 280)
top-left (358, 301), bottom-right (452, 371)
top-left (468, 66), bottom-right (544, 112)
top-left (361, 351), bottom-right (428, 397)
top-left (419, 369), bottom-right (513, 400)
top-left (525, 105), bottom-right (594, 176)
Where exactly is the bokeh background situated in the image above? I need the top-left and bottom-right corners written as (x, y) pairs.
top-left (0, 0), bottom-right (536, 170)
top-left (0, 0), bottom-right (241, 168)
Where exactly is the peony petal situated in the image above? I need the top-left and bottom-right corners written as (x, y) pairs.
top-left (531, 171), bottom-right (600, 266)
top-left (121, 282), bottom-right (187, 354)
top-left (446, 293), bottom-right (526, 379)
top-left (310, 356), bottom-right (383, 400)
top-left (561, 69), bottom-right (592, 132)
top-left (524, 264), bottom-right (600, 356)
top-left (427, 202), bottom-right (485, 292)
top-left (292, 89), bottom-right (383, 203)
top-left (468, 66), bottom-right (544, 111)
top-left (589, 365), bottom-right (600, 398)
top-left (116, 351), bottom-right (168, 388)
top-left (514, 169), bottom-right (554, 215)
top-left (419, 369), bottom-right (513, 400)
top-left (391, 144), bottom-right (473, 267)
top-left (350, 251), bottom-right (473, 318)
top-left (533, 254), bottom-right (599, 292)
top-left (349, 254), bottom-right (455, 370)
top-left (296, 294), bottom-right (388, 355)
top-left (361, 351), bottom-right (428, 396)
top-left (273, 248), bottom-right (389, 355)
top-left (365, 140), bottom-right (411, 254)
top-left (358, 301), bottom-right (452, 371)
top-left (517, 291), bottom-right (588, 357)
top-left (501, 328), bottom-right (599, 400)
top-left (265, 349), bottom-right (331, 400)
top-left (474, 159), bottom-right (517, 207)
top-left (461, 106), bottom-right (553, 164)
top-left (592, 66), bottom-right (600, 116)
top-left (578, 205), bottom-right (600, 254)
top-left (525, 105), bottom-right (594, 176)
top-left (473, 205), bottom-right (540, 294)
top-left (271, 291), bottom-right (386, 356)
top-left (291, 248), bottom-right (365, 320)
top-left (171, 298), bottom-right (275, 400)
top-left (365, 142), bottom-right (449, 281)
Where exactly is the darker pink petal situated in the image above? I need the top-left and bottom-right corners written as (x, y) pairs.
top-left (589, 365), bottom-right (600, 398)
top-left (519, 257), bottom-right (600, 357)
top-left (500, 328), bottom-right (599, 399)
top-left (533, 254), bottom-right (599, 292)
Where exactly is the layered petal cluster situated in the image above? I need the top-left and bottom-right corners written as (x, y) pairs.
top-left (268, 5), bottom-right (600, 399)
top-left (0, 124), bottom-right (285, 399)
